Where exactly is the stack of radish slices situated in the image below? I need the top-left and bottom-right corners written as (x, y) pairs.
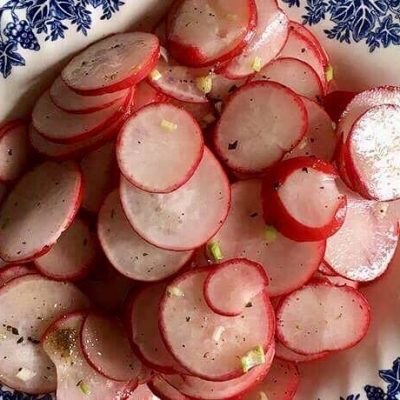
top-left (0, 0), bottom-right (400, 399)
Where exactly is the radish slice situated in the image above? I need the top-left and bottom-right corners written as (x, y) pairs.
top-left (252, 57), bottom-right (323, 102)
top-left (34, 217), bottom-right (96, 281)
top-left (50, 76), bottom-right (130, 114)
top-left (318, 261), bottom-right (336, 276)
top-left (214, 81), bottom-right (307, 174)
top-left (221, 0), bottom-right (289, 79)
top-left (0, 182), bottom-right (7, 205)
top-left (323, 90), bottom-right (357, 123)
top-left (276, 282), bottom-right (371, 354)
top-left (0, 161), bottom-right (83, 263)
top-left (62, 32), bottom-right (160, 95)
top-left (283, 97), bottom-right (336, 162)
top-left (169, 98), bottom-right (216, 129)
top-left (0, 275), bottom-right (89, 394)
top-left (117, 102), bottom-right (204, 193)
top-left (98, 191), bottom-right (193, 281)
top-left (42, 312), bottom-right (138, 400)
top-left (209, 73), bottom-right (247, 101)
top-left (120, 148), bottom-right (230, 251)
top-left (275, 341), bottom-right (329, 364)
top-left (80, 142), bottom-right (116, 213)
top-left (0, 265), bottom-right (37, 287)
top-left (190, 247), bottom-right (211, 268)
top-left (313, 272), bottom-right (360, 289)
top-left (129, 384), bottom-right (157, 399)
top-left (209, 179), bottom-right (325, 297)
top-left (0, 120), bottom-right (31, 182)
top-left (262, 157), bottom-right (347, 242)
top-left (243, 359), bottom-right (299, 400)
top-left (204, 258), bottom-right (269, 316)
top-left (159, 268), bottom-right (275, 381)
top-left (148, 376), bottom-right (187, 400)
top-left (324, 186), bottom-right (398, 282)
top-left (166, 0), bottom-right (257, 67)
top-left (129, 282), bottom-right (186, 374)
top-left (32, 90), bottom-right (127, 144)
top-left (81, 313), bottom-right (142, 382)
top-left (132, 80), bottom-right (168, 112)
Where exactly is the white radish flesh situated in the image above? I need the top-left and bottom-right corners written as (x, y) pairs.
top-left (275, 341), bottom-right (329, 364)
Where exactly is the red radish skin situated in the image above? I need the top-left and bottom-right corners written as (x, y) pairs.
top-left (132, 80), bottom-right (169, 112)
top-left (0, 265), bottom-right (37, 287)
top-left (323, 90), bottom-right (357, 123)
top-left (275, 341), bottom-right (330, 364)
top-left (214, 81), bottom-right (308, 174)
top-left (166, 0), bottom-right (257, 67)
top-left (0, 161), bottom-right (83, 263)
top-left (62, 32), bottom-right (160, 95)
top-left (0, 182), bottom-right (7, 205)
top-left (148, 376), bottom-right (188, 400)
top-left (204, 258), bottom-right (269, 316)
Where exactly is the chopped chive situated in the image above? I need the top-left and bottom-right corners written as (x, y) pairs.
top-left (78, 380), bottom-right (91, 395)
top-left (149, 69), bottom-right (162, 81)
top-left (325, 64), bottom-right (334, 82)
top-left (195, 76), bottom-right (213, 94)
top-left (208, 242), bottom-right (223, 261)
top-left (264, 225), bottom-right (278, 243)
top-left (252, 56), bottom-right (262, 72)
top-left (241, 345), bottom-right (266, 373)
top-left (161, 119), bottom-right (177, 131)
top-left (167, 286), bottom-right (184, 298)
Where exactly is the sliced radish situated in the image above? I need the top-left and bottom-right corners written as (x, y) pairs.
top-left (148, 376), bottom-right (188, 400)
top-left (160, 268), bottom-right (275, 381)
top-left (276, 282), bottom-right (371, 354)
top-left (262, 157), bottom-right (347, 242)
top-left (42, 312), bottom-right (138, 400)
top-left (283, 97), bottom-right (336, 162)
top-left (0, 182), bottom-right (7, 205)
top-left (129, 384), bottom-right (158, 400)
top-left (275, 341), bottom-right (329, 364)
top-left (0, 161), bottom-right (83, 263)
top-left (204, 258), bottom-right (269, 316)
top-left (50, 76), bottom-right (130, 114)
top-left (209, 73), bottom-right (247, 101)
top-left (34, 217), bottom-right (96, 281)
top-left (0, 120), bottom-right (31, 182)
top-left (80, 142), bottom-right (116, 213)
top-left (117, 102), bottom-right (204, 193)
top-left (209, 179), bottom-right (325, 297)
top-left (132, 80), bottom-right (168, 113)
top-left (120, 148), bottom-right (230, 251)
top-left (166, 0), bottom-right (257, 67)
top-left (252, 57), bottom-right (323, 102)
top-left (154, 18), bottom-right (167, 46)
top-left (129, 282), bottom-right (186, 373)
top-left (62, 32), bottom-right (160, 95)
top-left (0, 275), bottom-right (89, 394)
top-left (214, 81), bottom-right (307, 174)
top-left (99, 191), bottom-right (193, 281)
top-left (0, 265), bottom-right (37, 287)
top-left (190, 247), bottom-right (211, 268)
top-left (313, 272), bottom-right (360, 289)
top-left (221, 0), bottom-right (289, 79)
top-left (323, 90), bottom-right (357, 123)
top-left (318, 261), bottom-right (336, 276)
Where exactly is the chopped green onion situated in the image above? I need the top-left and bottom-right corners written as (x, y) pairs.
top-left (196, 76), bottom-right (213, 94)
top-left (16, 368), bottom-right (37, 382)
top-left (208, 242), bottom-right (223, 261)
top-left (161, 119), bottom-right (178, 131)
top-left (78, 380), bottom-right (91, 395)
top-left (167, 286), bottom-right (184, 297)
top-left (212, 326), bottom-right (225, 342)
top-left (241, 345), bottom-right (266, 373)
top-left (264, 225), bottom-right (278, 243)
top-left (258, 391), bottom-right (269, 400)
top-left (252, 56), bottom-right (262, 72)
top-left (325, 65), bottom-right (334, 82)
top-left (149, 69), bottom-right (162, 81)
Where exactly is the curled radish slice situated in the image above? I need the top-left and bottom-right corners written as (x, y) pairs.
top-left (0, 161), bottom-right (83, 263)
top-left (99, 191), bottom-right (193, 282)
top-left (166, 0), bottom-right (257, 67)
top-left (120, 148), bottom-right (230, 251)
top-left (275, 341), bottom-right (329, 364)
top-left (62, 32), bottom-right (160, 95)
top-left (214, 81), bottom-right (307, 174)
top-left (159, 268), bottom-right (275, 381)
top-left (81, 313), bottom-right (142, 382)
top-left (313, 272), bottom-right (360, 289)
top-left (148, 376), bottom-right (188, 400)
top-left (0, 265), bottom-right (37, 287)
top-left (222, 0), bottom-right (289, 79)
top-left (0, 275), bottom-right (89, 394)
top-left (34, 217), bottom-right (96, 281)
top-left (50, 76), bottom-right (130, 114)
top-left (117, 102), bottom-right (204, 193)
top-left (276, 282), bottom-right (371, 354)
top-left (129, 384), bottom-right (158, 399)
top-left (262, 157), bottom-right (347, 242)
top-left (209, 179), bottom-right (324, 297)
top-left (204, 258), bottom-right (269, 316)
top-left (42, 312), bottom-right (138, 400)
top-left (132, 80), bottom-right (168, 112)
top-left (318, 261), bottom-right (336, 276)
top-left (323, 90), bottom-right (357, 123)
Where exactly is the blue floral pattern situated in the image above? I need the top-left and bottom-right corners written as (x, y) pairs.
top-left (282, 0), bottom-right (400, 52)
top-left (0, 385), bottom-right (52, 400)
top-left (0, 0), bottom-right (125, 78)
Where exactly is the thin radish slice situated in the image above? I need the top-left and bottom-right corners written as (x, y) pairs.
top-left (221, 0), bottom-right (289, 79)
top-left (318, 261), bottom-right (336, 276)
top-left (160, 268), bottom-right (275, 381)
top-left (0, 182), bottom-right (7, 205)
top-left (42, 312), bottom-right (138, 400)
top-left (154, 19), bottom-right (167, 46)
top-left (214, 81), bottom-right (307, 174)
top-left (50, 76), bottom-right (130, 114)
top-left (34, 217), bottom-right (96, 281)
top-left (81, 142), bottom-right (116, 213)
top-left (117, 102), bottom-right (204, 194)
top-left (208, 179), bottom-right (325, 297)
top-left (324, 185), bottom-right (398, 282)
top-left (243, 359), bottom-right (299, 400)
top-left (129, 282), bottom-right (186, 374)
top-left (313, 272), bottom-right (360, 289)
top-left (0, 161), bottom-right (83, 263)
top-left (99, 191), bottom-right (193, 282)
top-left (283, 97), bottom-right (336, 162)
top-left (262, 157), bottom-right (347, 242)
top-left (132, 81), bottom-right (168, 112)
top-left (209, 73), bottom-right (247, 101)
top-left (129, 384), bottom-right (158, 400)
top-left (0, 275), bottom-right (89, 394)
top-left (204, 258), bottom-right (269, 316)
top-left (120, 148), bottom-right (230, 251)
top-left (275, 341), bottom-right (329, 364)
top-left (251, 57), bottom-right (323, 102)
top-left (81, 313), bottom-right (142, 382)
top-left (276, 282), bottom-right (371, 354)
top-left (149, 376), bottom-right (188, 400)
top-left (190, 247), bottom-right (211, 268)
top-left (62, 32), bottom-right (160, 95)
top-left (166, 0), bottom-right (257, 67)
top-left (0, 265), bottom-right (37, 287)
top-left (0, 120), bottom-right (31, 182)
top-left (323, 90), bottom-right (357, 123)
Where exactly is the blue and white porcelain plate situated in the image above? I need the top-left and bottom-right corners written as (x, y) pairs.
top-left (1, 0), bottom-right (400, 399)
